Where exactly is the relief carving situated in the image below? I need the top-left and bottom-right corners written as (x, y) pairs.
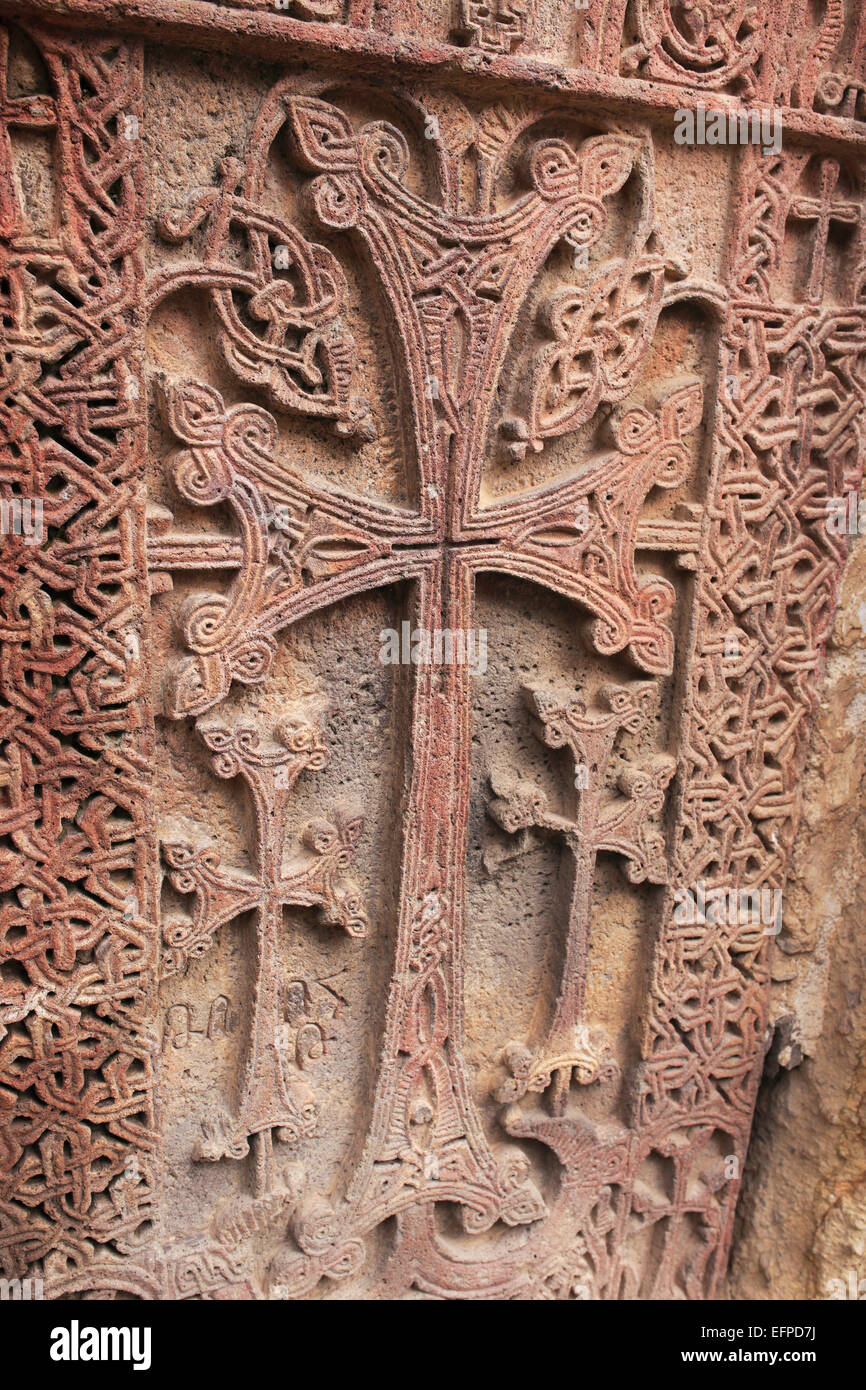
top-left (162, 709), bottom-right (367, 1191)
top-left (0, 1), bottom-right (864, 1303)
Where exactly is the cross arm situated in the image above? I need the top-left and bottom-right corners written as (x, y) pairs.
top-left (464, 381), bottom-right (704, 675)
top-left (150, 376), bottom-right (435, 717)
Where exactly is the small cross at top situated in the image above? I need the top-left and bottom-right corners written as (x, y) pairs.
top-left (789, 157), bottom-right (860, 304)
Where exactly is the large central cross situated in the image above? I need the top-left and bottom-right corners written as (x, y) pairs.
top-left (146, 85), bottom-right (702, 1241)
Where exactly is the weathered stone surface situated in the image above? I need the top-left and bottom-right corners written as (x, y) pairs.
top-left (0, 0), bottom-right (864, 1301)
top-left (728, 517), bottom-right (866, 1302)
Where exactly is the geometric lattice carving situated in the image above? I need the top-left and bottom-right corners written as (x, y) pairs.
top-left (0, 27), bottom-right (154, 1285)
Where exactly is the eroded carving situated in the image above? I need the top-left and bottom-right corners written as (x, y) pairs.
top-left (454, 0), bottom-right (527, 53)
top-left (162, 708), bottom-right (367, 1193)
top-left (490, 681), bottom-right (675, 1112)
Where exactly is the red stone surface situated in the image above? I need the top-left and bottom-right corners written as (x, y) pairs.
top-left (0, 0), bottom-right (864, 1299)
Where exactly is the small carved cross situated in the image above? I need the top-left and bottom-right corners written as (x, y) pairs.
top-left (455, 0), bottom-right (527, 54)
top-left (489, 683), bottom-right (675, 1115)
top-left (789, 157), bottom-right (860, 303)
top-left (0, 30), bottom-right (55, 236)
top-left (161, 705), bottom-right (367, 1195)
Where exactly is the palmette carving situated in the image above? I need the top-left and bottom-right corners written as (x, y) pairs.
top-left (153, 157), bottom-right (371, 436)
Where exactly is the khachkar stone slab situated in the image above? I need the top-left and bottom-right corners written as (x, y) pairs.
top-left (0, 0), bottom-right (864, 1300)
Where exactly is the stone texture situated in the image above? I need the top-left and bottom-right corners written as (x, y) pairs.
top-left (727, 511), bottom-right (866, 1302)
top-left (0, 0), bottom-right (864, 1301)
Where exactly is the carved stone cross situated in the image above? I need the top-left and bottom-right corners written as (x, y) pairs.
top-left (145, 85), bottom-right (702, 1253)
top-left (789, 156), bottom-right (860, 302)
top-left (0, 28), bottom-right (54, 237)
top-left (455, 0), bottom-right (527, 54)
top-left (161, 707), bottom-right (367, 1195)
top-left (1, 2), bottom-right (865, 1307)
top-left (489, 683), bottom-right (675, 1114)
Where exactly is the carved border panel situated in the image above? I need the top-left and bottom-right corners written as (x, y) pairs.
top-left (0, 31), bottom-right (157, 1279)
